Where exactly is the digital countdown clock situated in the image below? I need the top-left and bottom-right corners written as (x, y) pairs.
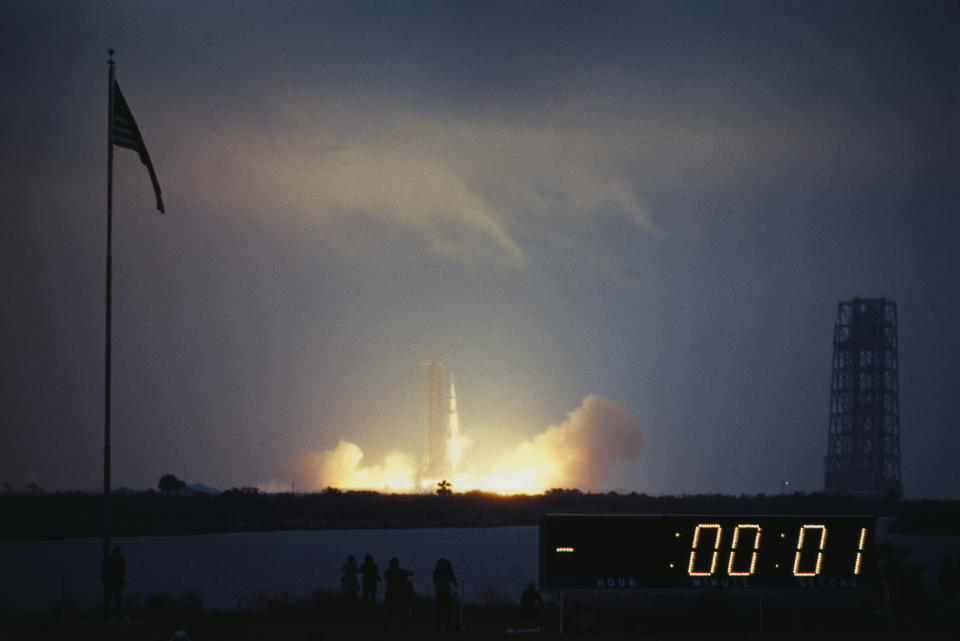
top-left (539, 515), bottom-right (874, 590)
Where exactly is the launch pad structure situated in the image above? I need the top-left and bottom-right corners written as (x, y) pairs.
top-left (824, 297), bottom-right (903, 499)
top-left (420, 360), bottom-right (445, 479)
top-left (418, 360), bottom-right (465, 485)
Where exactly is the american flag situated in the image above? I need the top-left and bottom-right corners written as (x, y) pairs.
top-left (113, 82), bottom-right (164, 213)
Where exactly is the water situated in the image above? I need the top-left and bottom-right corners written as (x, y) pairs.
top-left (5, 520), bottom-right (955, 613)
top-left (2, 526), bottom-right (537, 612)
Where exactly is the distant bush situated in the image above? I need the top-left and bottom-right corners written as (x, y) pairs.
top-left (158, 474), bottom-right (186, 494)
top-left (48, 581), bottom-right (79, 616)
top-left (223, 486), bottom-right (264, 497)
top-left (145, 592), bottom-right (203, 613)
top-left (236, 591), bottom-right (289, 613)
top-left (478, 588), bottom-right (514, 608)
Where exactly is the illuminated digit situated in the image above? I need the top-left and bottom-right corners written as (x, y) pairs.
top-left (792, 524), bottom-right (827, 576)
top-left (687, 524), bottom-right (723, 576)
top-left (727, 524), bottom-right (762, 576)
top-left (853, 527), bottom-right (867, 575)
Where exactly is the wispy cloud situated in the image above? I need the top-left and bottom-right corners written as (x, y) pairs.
top-left (254, 140), bottom-right (526, 265)
top-left (196, 110), bottom-right (659, 268)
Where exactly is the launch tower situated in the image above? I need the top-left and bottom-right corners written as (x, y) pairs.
top-left (420, 360), bottom-right (445, 479)
top-left (824, 298), bottom-right (903, 499)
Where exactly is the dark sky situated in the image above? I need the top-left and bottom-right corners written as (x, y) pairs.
top-left (2, 1), bottom-right (957, 497)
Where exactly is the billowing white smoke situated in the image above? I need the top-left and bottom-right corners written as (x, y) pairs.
top-left (262, 441), bottom-right (416, 493)
top-left (263, 395), bottom-right (642, 494)
top-left (479, 394), bottom-right (643, 493)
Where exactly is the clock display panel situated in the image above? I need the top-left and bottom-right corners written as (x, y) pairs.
top-left (539, 515), bottom-right (874, 590)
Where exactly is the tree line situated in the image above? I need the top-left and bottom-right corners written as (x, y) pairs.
top-left (1, 486), bottom-right (956, 540)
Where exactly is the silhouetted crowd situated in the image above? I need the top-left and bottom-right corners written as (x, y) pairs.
top-left (337, 553), bottom-right (468, 632)
top-left (96, 542), bottom-right (956, 635)
top-left (99, 545), bottom-right (547, 634)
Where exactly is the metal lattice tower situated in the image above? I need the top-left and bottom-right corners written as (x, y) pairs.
top-left (824, 298), bottom-right (903, 498)
top-left (420, 360), bottom-right (445, 479)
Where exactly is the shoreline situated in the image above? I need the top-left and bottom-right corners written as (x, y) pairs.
top-left (4, 491), bottom-right (957, 541)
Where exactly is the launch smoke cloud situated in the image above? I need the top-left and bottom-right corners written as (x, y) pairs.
top-left (262, 394), bottom-right (642, 494)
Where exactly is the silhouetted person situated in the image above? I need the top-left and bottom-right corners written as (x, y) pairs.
top-left (432, 558), bottom-right (457, 630)
top-left (904, 564), bottom-right (931, 617)
top-left (937, 555), bottom-right (958, 605)
top-left (520, 582), bottom-right (543, 616)
top-left (877, 546), bottom-right (907, 618)
top-left (342, 555), bottom-right (360, 601)
top-left (360, 554), bottom-right (382, 607)
top-left (384, 557), bottom-right (415, 632)
top-left (886, 555), bottom-right (907, 617)
top-left (101, 546), bottom-right (126, 617)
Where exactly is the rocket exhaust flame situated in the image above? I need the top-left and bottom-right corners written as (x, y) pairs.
top-left (263, 393), bottom-right (642, 495)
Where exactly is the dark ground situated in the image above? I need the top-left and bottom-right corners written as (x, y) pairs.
top-left (3, 591), bottom-right (957, 641)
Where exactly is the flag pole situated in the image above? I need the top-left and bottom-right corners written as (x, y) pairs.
top-left (103, 48), bottom-right (115, 562)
